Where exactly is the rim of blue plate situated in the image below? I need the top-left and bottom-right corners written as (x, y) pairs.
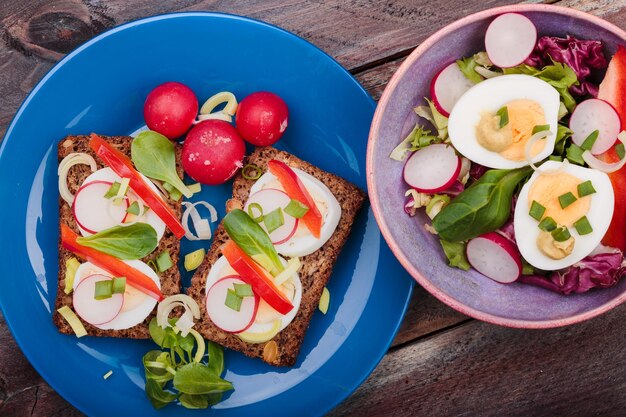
top-left (0, 11), bottom-right (413, 416)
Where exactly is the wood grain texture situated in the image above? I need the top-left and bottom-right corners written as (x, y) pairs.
top-left (330, 306), bottom-right (626, 417)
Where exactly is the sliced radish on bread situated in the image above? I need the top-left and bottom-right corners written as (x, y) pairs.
top-left (430, 62), bottom-right (476, 116)
top-left (206, 276), bottom-right (259, 333)
top-left (485, 13), bottom-right (537, 68)
top-left (243, 188), bottom-right (298, 244)
top-left (73, 274), bottom-right (124, 325)
top-left (403, 144), bottom-right (461, 192)
top-left (570, 98), bottom-right (621, 155)
top-left (466, 232), bottom-right (522, 284)
top-left (72, 180), bottom-right (129, 234)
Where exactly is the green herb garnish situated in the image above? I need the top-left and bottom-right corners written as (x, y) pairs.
top-left (156, 251), bottom-right (173, 272)
top-left (263, 208), bottom-right (284, 234)
top-left (551, 227), bottom-right (572, 242)
top-left (104, 182), bottom-right (121, 199)
top-left (131, 130), bottom-right (193, 198)
top-left (76, 223), bottom-right (158, 260)
top-left (127, 201), bottom-right (141, 216)
top-left (225, 289), bottom-right (243, 311)
top-left (617, 143), bottom-right (626, 160)
top-left (532, 124), bottom-right (551, 135)
top-left (94, 280), bottom-right (113, 300)
top-left (558, 192), bottom-right (577, 209)
top-left (233, 283), bottom-right (253, 298)
top-left (284, 199), bottom-right (309, 219)
top-left (529, 200), bottom-right (546, 221)
top-left (577, 180), bottom-right (596, 197)
top-left (580, 130), bottom-right (599, 151)
top-left (538, 216), bottom-right (557, 232)
top-left (247, 203), bottom-right (264, 223)
top-left (496, 106), bottom-right (509, 129)
top-left (574, 216), bottom-right (593, 235)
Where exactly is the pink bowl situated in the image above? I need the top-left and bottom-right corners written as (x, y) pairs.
top-left (367, 4), bottom-right (626, 328)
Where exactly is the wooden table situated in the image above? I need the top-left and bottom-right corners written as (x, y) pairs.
top-left (1, 1), bottom-right (625, 416)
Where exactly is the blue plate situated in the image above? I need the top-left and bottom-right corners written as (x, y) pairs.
top-left (0, 12), bottom-right (413, 416)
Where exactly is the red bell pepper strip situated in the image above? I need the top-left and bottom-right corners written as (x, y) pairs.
top-left (61, 224), bottom-right (163, 301)
top-left (267, 159), bottom-right (323, 238)
top-left (221, 240), bottom-right (293, 314)
top-left (89, 134), bottom-right (186, 239)
top-left (599, 147), bottom-right (626, 252)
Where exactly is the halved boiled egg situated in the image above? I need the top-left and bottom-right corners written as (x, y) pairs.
top-left (246, 168), bottom-right (341, 257)
top-left (514, 161), bottom-right (614, 270)
top-left (73, 260), bottom-right (160, 329)
top-left (448, 74), bottom-right (560, 169)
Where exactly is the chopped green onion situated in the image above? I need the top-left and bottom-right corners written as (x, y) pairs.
top-left (566, 144), bottom-right (585, 165)
top-left (114, 178), bottom-right (130, 206)
top-left (263, 208), bottom-right (284, 234)
top-left (94, 280), bottom-right (113, 300)
top-left (126, 201), bottom-right (141, 215)
top-left (188, 182), bottom-right (201, 194)
top-left (549, 155), bottom-right (563, 162)
top-left (551, 227), bottom-right (572, 242)
top-left (147, 259), bottom-right (158, 273)
top-left (532, 124), bottom-right (551, 135)
top-left (64, 257), bottom-right (81, 295)
top-left (284, 199), bottom-right (309, 219)
top-left (234, 283), bottom-right (253, 297)
top-left (242, 164), bottom-right (262, 180)
top-left (496, 106), bottom-right (509, 129)
top-left (538, 217), bottom-right (557, 232)
top-left (319, 287), bottom-right (330, 314)
top-left (104, 182), bottom-right (121, 199)
top-left (156, 251), bottom-right (173, 272)
top-left (184, 248), bottom-right (205, 271)
top-left (577, 180), bottom-right (596, 197)
top-left (574, 216), bottom-right (593, 235)
top-left (103, 370), bottom-right (113, 380)
top-left (580, 130), bottom-right (599, 151)
top-left (617, 143), bottom-right (626, 160)
top-left (558, 192), bottom-right (577, 209)
top-left (247, 203), bottom-right (264, 223)
top-left (57, 306), bottom-right (87, 338)
top-left (529, 200), bottom-right (546, 221)
top-left (225, 289), bottom-right (242, 312)
top-left (112, 277), bottom-right (126, 294)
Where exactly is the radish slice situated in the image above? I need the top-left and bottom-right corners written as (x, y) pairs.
top-left (206, 276), bottom-right (259, 334)
top-left (243, 188), bottom-right (298, 245)
top-left (570, 99), bottom-right (622, 155)
top-left (403, 144), bottom-right (461, 192)
top-left (466, 232), bottom-right (522, 284)
top-left (485, 13), bottom-right (537, 68)
top-left (73, 274), bottom-right (124, 325)
top-left (430, 62), bottom-right (476, 117)
top-left (72, 181), bottom-right (129, 234)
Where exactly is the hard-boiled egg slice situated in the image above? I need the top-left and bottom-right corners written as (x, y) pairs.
top-left (448, 74), bottom-right (560, 169)
top-left (73, 260), bottom-right (160, 330)
top-left (514, 161), bottom-right (614, 270)
top-left (78, 167), bottom-right (166, 241)
top-left (205, 256), bottom-right (302, 333)
top-left (249, 168), bottom-right (341, 257)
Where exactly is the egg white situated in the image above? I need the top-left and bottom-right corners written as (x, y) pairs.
top-left (78, 167), bottom-right (166, 241)
top-left (249, 168), bottom-right (342, 257)
top-left (205, 256), bottom-right (302, 334)
top-left (448, 74), bottom-right (560, 169)
top-left (73, 260), bottom-right (160, 330)
top-left (514, 161), bottom-right (614, 270)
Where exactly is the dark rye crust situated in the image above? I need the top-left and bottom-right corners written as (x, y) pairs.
top-left (54, 135), bottom-right (182, 338)
top-left (187, 147), bottom-right (366, 366)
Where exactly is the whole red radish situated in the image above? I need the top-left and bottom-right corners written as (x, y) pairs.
top-left (182, 120), bottom-right (245, 185)
top-left (235, 91), bottom-right (289, 146)
top-left (144, 82), bottom-right (198, 140)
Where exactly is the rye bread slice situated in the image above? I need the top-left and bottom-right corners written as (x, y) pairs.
top-left (187, 147), bottom-right (366, 366)
top-left (54, 135), bottom-right (182, 339)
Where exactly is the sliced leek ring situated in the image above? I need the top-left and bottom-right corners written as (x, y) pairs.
top-left (237, 319), bottom-right (281, 344)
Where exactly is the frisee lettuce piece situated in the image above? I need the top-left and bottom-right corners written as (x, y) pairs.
top-left (389, 125), bottom-right (440, 161)
top-left (439, 239), bottom-right (471, 271)
top-left (456, 56), bottom-right (483, 84)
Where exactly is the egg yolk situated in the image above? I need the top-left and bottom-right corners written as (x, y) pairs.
top-left (476, 99), bottom-right (547, 161)
top-left (528, 172), bottom-right (590, 227)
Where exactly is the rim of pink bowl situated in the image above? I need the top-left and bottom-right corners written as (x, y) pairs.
top-left (367, 3), bottom-right (626, 329)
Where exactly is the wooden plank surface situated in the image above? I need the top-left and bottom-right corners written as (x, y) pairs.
top-left (0, 0), bottom-right (625, 415)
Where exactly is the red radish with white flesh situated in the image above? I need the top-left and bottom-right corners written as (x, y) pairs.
top-left (72, 181), bottom-right (129, 234)
top-left (206, 276), bottom-right (259, 333)
top-left (144, 82), bottom-right (198, 140)
top-left (236, 92), bottom-right (289, 146)
top-left (403, 144), bottom-right (461, 192)
top-left (430, 62), bottom-right (476, 116)
top-left (485, 13), bottom-right (537, 68)
top-left (466, 232), bottom-right (522, 283)
top-left (73, 274), bottom-right (124, 325)
top-left (570, 98), bottom-right (622, 155)
top-left (243, 188), bottom-right (298, 244)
